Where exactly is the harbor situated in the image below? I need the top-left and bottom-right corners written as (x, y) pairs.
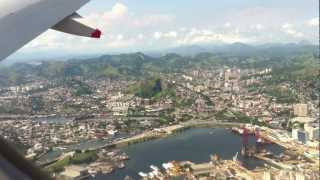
top-left (94, 127), bottom-right (285, 180)
top-left (34, 121), bottom-right (319, 179)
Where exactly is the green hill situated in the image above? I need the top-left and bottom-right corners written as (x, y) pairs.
top-left (0, 44), bottom-right (318, 87)
top-left (128, 77), bottom-right (162, 98)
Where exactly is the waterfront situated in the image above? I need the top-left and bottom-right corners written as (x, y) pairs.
top-left (32, 116), bottom-right (73, 124)
top-left (95, 128), bottom-right (284, 180)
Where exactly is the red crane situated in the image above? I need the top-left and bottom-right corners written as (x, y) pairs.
top-left (242, 127), bottom-right (249, 145)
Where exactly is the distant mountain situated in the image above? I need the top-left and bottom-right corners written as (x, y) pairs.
top-left (165, 45), bottom-right (208, 56)
top-left (1, 53), bottom-right (102, 66)
top-left (210, 42), bottom-right (257, 56)
top-left (2, 43), bottom-right (318, 66)
top-left (159, 42), bottom-right (319, 57)
top-left (298, 40), bottom-right (313, 45)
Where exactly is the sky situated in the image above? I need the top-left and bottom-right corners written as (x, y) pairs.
top-left (7, 0), bottom-right (320, 60)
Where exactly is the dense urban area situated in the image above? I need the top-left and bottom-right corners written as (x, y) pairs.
top-left (0, 43), bottom-right (319, 180)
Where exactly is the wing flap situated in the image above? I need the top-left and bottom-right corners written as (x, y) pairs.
top-left (52, 15), bottom-right (101, 38)
top-left (69, 12), bottom-right (83, 19)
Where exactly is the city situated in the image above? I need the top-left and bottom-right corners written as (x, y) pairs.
top-left (0, 0), bottom-right (319, 180)
top-left (0, 46), bottom-right (319, 179)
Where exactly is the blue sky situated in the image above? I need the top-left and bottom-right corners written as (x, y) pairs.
top-left (7, 0), bottom-right (320, 60)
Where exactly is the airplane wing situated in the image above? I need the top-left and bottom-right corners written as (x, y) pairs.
top-left (0, 0), bottom-right (101, 61)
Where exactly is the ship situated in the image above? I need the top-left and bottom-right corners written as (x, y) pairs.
top-left (233, 152), bottom-right (238, 162)
top-left (117, 162), bottom-right (125, 169)
top-left (150, 165), bottom-right (159, 171)
top-left (139, 172), bottom-right (148, 177)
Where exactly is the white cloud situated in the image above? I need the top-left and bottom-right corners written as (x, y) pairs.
top-left (224, 22), bottom-right (231, 28)
top-left (137, 34), bottom-right (145, 40)
top-left (116, 34), bottom-right (124, 41)
top-left (179, 27), bottom-right (187, 32)
top-left (201, 30), bottom-right (214, 36)
top-left (177, 28), bottom-right (252, 45)
top-left (109, 3), bottom-right (128, 17)
top-left (281, 23), bottom-right (293, 29)
top-left (163, 31), bottom-right (178, 38)
top-left (250, 24), bottom-right (264, 30)
top-left (106, 38), bottom-right (137, 49)
top-left (153, 31), bottom-right (178, 39)
top-left (153, 32), bottom-right (162, 39)
top-left (79, 3), bottom-right (129, 29)
top-left (281, 23), bottom-right (304, 38)
top-left (306, 17), bottom-right (319, 27)
top-left (132, 14), bottom-right (175, 28)
top-left (285, 29), bottom-right (304, 38)
top-left (15, 2), bottom-right (317, 57)
top-left (228, 7), bottom-right (299, 28)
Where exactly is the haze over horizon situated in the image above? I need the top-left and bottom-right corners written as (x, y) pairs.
top-left (4, 0), bottom-right (319, 62)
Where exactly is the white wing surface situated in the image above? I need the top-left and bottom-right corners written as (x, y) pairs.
top-left (0, 0), bottom-right (101, 61)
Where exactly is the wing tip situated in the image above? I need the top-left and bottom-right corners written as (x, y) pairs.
top-left (91, 29), bottom-right (102, 38)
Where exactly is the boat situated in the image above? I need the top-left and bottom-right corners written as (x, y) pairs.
top-left (139, 172), bottom-right (148, 177)
top-left (233, 152), bottom-right (238, 162)
top-left (117, 162), bottom-right (125, 169)
top-left (150, 165), bottom-right (159, 171)
top-left (88, 169), bottom-right (98, 177)
top-left (54, 146), bottom-right (67, 150)
top-left (119, 153), bottom-right (130, 160)
top-left (266, 151), bottom-right (272, 156)
top-left (162, 162), bottom-right (174, 170)
top-left (257, 137), bottom-right (264, 143)
top-left (256, 137), bottom-right (272, 144)
top-left (102, 167), bottom-right (114, 174)
top-left (231, 127), bottom-right (243, 134)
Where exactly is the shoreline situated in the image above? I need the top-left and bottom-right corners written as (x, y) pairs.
top-left (39, 122), bottom-right (318, 179)
top-left (38, 121), bottom-right (243, 166)
top-left (109, 121), bottom-right (245, 148)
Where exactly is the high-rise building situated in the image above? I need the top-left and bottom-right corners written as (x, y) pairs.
top-left (293, 104), bottom-right (308, 117)
top-left (304, 124), bottom-right (320, 141)
top-left (292, 129), bottom-right (299, 140)
top-left (224, 69), bottom-right (232, 81)
top-left (292, 129), bottom-right (309, 144)
top-left (263, 171), bottom-right (272, 180)
top-left (224, 68), bottom-right (240, 82)
top-left (295, 172), bottom-right (306, 180)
